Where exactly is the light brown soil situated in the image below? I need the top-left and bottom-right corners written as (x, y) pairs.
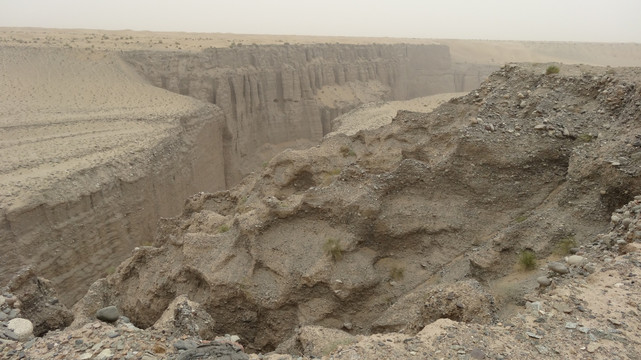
top-left (328, 92), bottom-right (467, 136)
top-left (4, 62), bottom-right (641, 360)
top-left (0, 46), bottom-right (205, 211)
top-left (57, 63), bottom-right (641, 355)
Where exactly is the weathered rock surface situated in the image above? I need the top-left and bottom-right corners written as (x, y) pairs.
top-left (6, 318), bottom-right (33, 342)
top-left (4, 267), bottom-right (73, 336)
top-left (152, 295), bottom-right (215, 339)
top-left (96, 306), bottom-right (120, 323)
top-left (63, 63), bottom-right (641, 353)
top-left (6, 62), bottom-right (641, 360)
top-left (276, 326), bottom-right (356, 358)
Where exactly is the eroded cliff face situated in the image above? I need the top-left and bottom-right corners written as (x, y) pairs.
top-left (0, 46), bottom-right (229, 305)
top-left (122, 44), bottom-right (482, 185)
top-left (71, 63), bottom-right (641, 351)
top-left (2, 43), bottom-right (488, 306)
top-left (0, 105), bottom-right (226, 305)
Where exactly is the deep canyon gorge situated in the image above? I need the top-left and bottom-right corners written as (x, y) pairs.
top-left (1, 30), bottom-right (641, 308)
top-left (1, 41), bottom-right (492, 305)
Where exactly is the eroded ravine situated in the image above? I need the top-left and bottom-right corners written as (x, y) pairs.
top-left (1, 43), bottom-right (488, 306)
top-left (70, 64), bottom-right (641, 352)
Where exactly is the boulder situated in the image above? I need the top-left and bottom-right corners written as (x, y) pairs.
top-left (7, 318), bottom-right (34, 341)
top-left (537, 276), bottom-right (552, 287)
top-left (152, 295), bottom-right (215, 339)
top-left (96, 306), bottom-right (120, 322)
top-left (548, 262), bottom-right (569, 274)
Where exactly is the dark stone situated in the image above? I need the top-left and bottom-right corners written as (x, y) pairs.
top-left (96, 306), bottom-right (120, 322)
top-left (176, 343), bottom-right (248, 360)
top-left (174, 340), bottom-right (198, 351)
top-left (3, 329), bottom-right (18, 341)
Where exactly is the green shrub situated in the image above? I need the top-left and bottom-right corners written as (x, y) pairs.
top-left (518, 250), bottom-right (537, 270)
top-left (218, 224), bottom-right (230, 233)
top-left (577, 133), bottom-right (593, 143)
top-left (546, 65), bottom-right (560, 75)
top-left (323, 238), bottom-right (343, 261)
top-left (556, 236), bottom-right (577, 255)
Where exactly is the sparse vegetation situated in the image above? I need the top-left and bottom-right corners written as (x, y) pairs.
top-left (390, 266), bottom-right (405, 281)
top-left (518, 250), bottom-right (537, 270)
top-left (218, 224), bottom-right (230, 233)
top-left (555, 236), bottom-right (577, 255)
top-left (546, 65), bottom-right (560, 75)
top-left (323, 238), bottom-right (343, 261)
top-left (515, 214), bottom-right (528, 223)
top-left (577, 133), bottom-right (594, 142)
top-left (340, 145), bottom-right (356, 157)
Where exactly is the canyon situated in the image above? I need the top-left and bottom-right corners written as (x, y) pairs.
top-left (0, 38), bottom-right (490, 305)
top-left (1, 28), bottom-right (641, 359)
top-left (2, 28), bottom-right (641, 309)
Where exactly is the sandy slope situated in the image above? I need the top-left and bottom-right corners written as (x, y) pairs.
top-left (0, 46), bottom-right (204, 211)
top-left (328, 92), bottom-right (467, 136)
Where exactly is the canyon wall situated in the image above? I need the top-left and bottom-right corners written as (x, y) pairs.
top-left (0, 105), bottom-right (226, 304)
top-left (2, 43), bottom-right (486, 305)
top-left (123, 44), bottom-right (483, 185)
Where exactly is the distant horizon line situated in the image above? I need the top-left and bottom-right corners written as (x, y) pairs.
top-left (1, 26), bottom-right (639, 45)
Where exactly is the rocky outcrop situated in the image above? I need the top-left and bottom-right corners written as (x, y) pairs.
top-left (122, 44), bottom-right (481, 185)
top-left (69, 64), bottom-right (641, 352)
top-left (4, 267), bottom-right (74, 336)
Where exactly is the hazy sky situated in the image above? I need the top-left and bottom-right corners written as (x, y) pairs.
top-left (1, 0), bottom-right (639, 43)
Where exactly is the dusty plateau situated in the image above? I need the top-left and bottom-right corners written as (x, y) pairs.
top-left (2, 28), bottom-right (641, 359)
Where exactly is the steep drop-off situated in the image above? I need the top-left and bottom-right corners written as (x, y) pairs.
top-left (0, 47), bottom-right (227, 305)
top-left (2, 43), bottom-right (485, 306)
top-left (122, 44), bottom-right (484, 185)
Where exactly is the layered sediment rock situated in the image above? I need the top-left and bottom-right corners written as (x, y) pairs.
top-left (0, 47), bottom-right (226, 305)
top-left (123, 44), bottom-right (481, 185)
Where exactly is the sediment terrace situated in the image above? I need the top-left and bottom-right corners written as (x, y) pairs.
top-left (0, 46), bottom-right (226, 304)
